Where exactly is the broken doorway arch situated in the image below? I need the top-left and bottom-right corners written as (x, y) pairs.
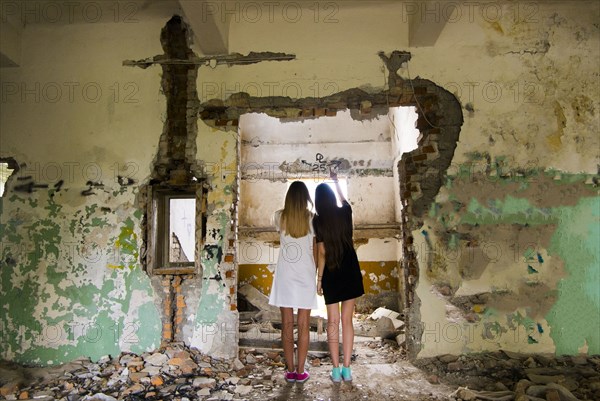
top-left (198, 50), bottom-right (463, 358)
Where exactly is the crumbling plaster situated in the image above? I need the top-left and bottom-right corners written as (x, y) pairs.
top-left (0, 1), bottom-right (598, 366)
top-left (198, 1), bottom-right (599, 358)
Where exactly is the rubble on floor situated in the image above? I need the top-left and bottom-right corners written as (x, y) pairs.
top-left (0, 342), bottom-right (283, 401)
top-left (1, 312), bottom-right (597, 401)
top-left (416, 351), bottom-right (600, 401)
top-left (0, 338), bottom-right (445, 401)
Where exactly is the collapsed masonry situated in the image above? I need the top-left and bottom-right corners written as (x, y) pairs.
top-left (135, 16), bottom-right (205, 344)
top-left (128, 16), bottom-right (299, 346)
top-left (238, 283), bottom-right (406, 352)
top-left (198, 51), bottom-right (463, 358)
top-left (127, 15), bottom-right (463, 356)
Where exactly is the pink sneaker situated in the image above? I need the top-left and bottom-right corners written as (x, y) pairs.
top-left (295, 371), bottom-right (310, 383)
top-left (284, 371), bottom-right (297, 382)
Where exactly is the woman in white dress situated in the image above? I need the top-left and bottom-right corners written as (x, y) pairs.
top-left (269, 181), bottom-right (318, 383)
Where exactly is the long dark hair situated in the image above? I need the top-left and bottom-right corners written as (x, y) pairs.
top-left (313, 183), bottom-right (353, 269)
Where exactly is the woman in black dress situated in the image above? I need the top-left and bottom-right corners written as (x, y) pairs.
top-left (313, 170), bottom-right (365, 383)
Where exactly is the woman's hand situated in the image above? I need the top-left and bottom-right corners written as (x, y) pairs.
top-left (317, 280), bottom-right (323, 296)
top-left (329, 167), bottom-right (338, 182)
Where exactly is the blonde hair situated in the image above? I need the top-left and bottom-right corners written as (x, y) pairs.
top-left (281, 181), bottom-right (313, 238)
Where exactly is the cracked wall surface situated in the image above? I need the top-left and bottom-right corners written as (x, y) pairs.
top-left (0, 12), bottom-right (239, 363)
top-left (0, 1), bottom-right (598, 365)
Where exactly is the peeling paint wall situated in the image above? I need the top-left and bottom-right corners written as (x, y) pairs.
top-left (0, 7), bottom-right (241, 363)
top-left (415, 168), bottom-right (598, 356)
top-left (0, 1), bottom-right (598, 365)
top-left (0, 188), bottom-right (162, 364)
top-left (187, 122), bottom-right (239, 358)
top-left (0, 13), bottom-right (171, 364)
top-left (404, 3), bottom-right (600, 357)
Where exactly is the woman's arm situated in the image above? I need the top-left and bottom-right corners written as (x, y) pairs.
top-left (316, 242), bottom-right (326, 296)
top-left (330, 169), bottom-right (347, 204)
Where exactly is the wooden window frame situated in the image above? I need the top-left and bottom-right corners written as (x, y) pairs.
top-left (147, 184), bottom-right (203, 275)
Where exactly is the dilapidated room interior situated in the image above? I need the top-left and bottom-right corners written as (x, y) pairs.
top-left (0, 1), bottom-right (598, 400)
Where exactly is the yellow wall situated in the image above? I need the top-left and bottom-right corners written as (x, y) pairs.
top-left (239, 261), bottom-right (398, 298)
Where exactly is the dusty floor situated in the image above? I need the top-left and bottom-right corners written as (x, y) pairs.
top-left (240, 339), bottom-right (456, 401)
top-left (0, 337), bottom-right (455, 401)
top-left (1, 314), bottom-right (598, 400)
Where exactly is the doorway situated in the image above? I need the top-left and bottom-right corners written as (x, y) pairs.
top-left (235, 107), bottom-right (419, 349)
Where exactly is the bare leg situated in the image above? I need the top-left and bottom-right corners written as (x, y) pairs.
top-left (326, 303), bottom-right (341, 367)
top-left (280, 307), bottom-right (295, 372)
top-left (296, 308), bottom-right (311, 374)
top-left (340, 299), bottom-right (355, 367)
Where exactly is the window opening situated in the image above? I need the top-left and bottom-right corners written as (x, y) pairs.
top-left (147, 186), bottom-right (202, 275)
top-left (0, 162), bottom-right (15, 197)
top-left (168, 197), bottom-right (196, 263)
top-left (287, 177), bottom-right (348, 208)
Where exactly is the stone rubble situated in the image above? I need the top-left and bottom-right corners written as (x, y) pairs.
top-left (0, 342), bottom-right (288, 401)
top-left (416, 351), bottom-right (600, 401)
top-left (0, 337), bottom-right (424, 401)
top-left (0, 316), bottom-right (597, 401)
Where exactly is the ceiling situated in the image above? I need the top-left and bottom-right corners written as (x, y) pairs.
top-left (0, 0), bottom-right (455, 68)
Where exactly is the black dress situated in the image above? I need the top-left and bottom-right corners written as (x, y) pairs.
top-left (313, 201), bottom-right (365, 305)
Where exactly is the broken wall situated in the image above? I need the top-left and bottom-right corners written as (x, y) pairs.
top-left (405, 3), bottom-right (599, 357)
top-left (0, 1), bottom-right (598, 366)
top-left (237, 110), bottom-right (402, 311)
top-left (196, 1), bottom-right (599, 357)
top-left (0, 5), bottom-right (239, 364)
top-left (0, 14), bottom-right (168, 364)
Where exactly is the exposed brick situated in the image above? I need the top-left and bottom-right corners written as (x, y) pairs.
top-left (327, 102), bottom-right (346, 109)
top-left (224, 254), bottom-right (234, 263)
top-left (314, 108), bottom-right (326, 117)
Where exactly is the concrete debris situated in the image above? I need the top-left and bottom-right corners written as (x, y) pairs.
top-left (419, 353), bottom-right (600, 401)
top-left (1, 314), bottom-right (598, 401)
top-left (369, 307), bottom-right (405, 330)
top-left (369, 306), bottom-right (400, 321)
top-left (238, 284), bottom-right (279, 315)
top-left (367, 307), bottom-right (405, 340)
top-left (376, 316), bottom-right (401, 339)
top-left (0, 335), bottom-right (423, 400)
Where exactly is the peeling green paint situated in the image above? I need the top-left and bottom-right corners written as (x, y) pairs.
top-left (195, 293), bottom-right (225, 325)
top-left (194, 210), bottom-right (229, 329)
top-left (424, 161), bottom-right (599, 355)
top-left (546, 197), bottom-right (600, 354)
top-left (109, 217), bottom-right (138, 270)
top-left (0, 190), bottom-right (161, 365)
top-left (462, 196), bottom-right (553, 225)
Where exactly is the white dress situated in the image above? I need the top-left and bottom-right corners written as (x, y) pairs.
top-left (268, 210), bottom-right (319, 309)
